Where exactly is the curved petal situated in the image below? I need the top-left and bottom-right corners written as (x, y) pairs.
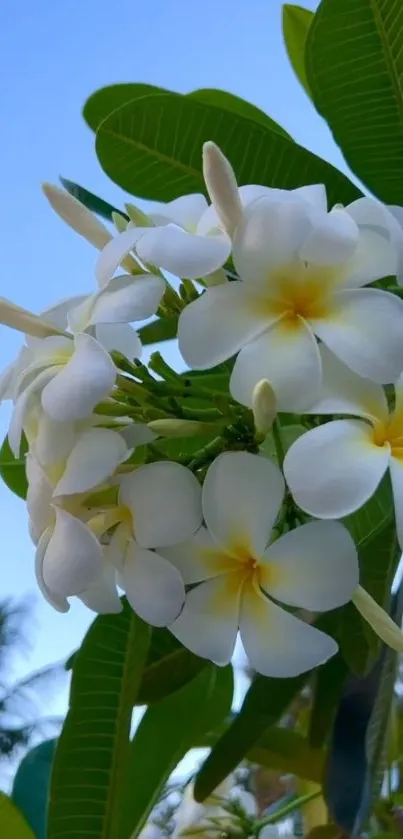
top-left (202, 451), bottom-right (284, 555)
top-left (121, 541), bottom-right (185, 626)
top-left (149, 194), bottom-right (208, 230)
top-left (136, 225), bottom-right (231, 279)
top-left (42, 295), bottom-right (88, 330)
top-left (284, 419), bottom-right (390, 519)
top-left (239, 582), bottom-right (338, 677)
top-left (35, 413), bottom-right (78, 465)
top-left (42, 508), bottom-right (103, 596)
top-left (41, 334), bottom-right (116, 421)
top-left (178, 283), bottom-right (274, 370)
top-left (53, 428), bottom-right (128, 496)
top-left (79, 563), bottom-right (122, 614)
top-left (119, 460), bottom-right (202, 548)
top-left (119, 421), bottom-right (156, 448)
top-left (8, 366), bottom-right (60, 457)
top-left (160, 526), bottom-right (239, 584)
top-left (35, 528), bottom-right (70, 613)
top-left (230, 317), bottom-right (321, 411)
top-left (95, 227), bottom-right (148, 287)
top-left (311, 288), bottom-right (403, 383)
top-left (345, 197), bottom-right (402, 285)
top-left (389, 457), bottom-right (403, 550)
top-left (306, 344), bottom-right (388, 423)
top-left (299, 208), bottom-right (359, 265)
top-left (262, 520), bottom-right (359, 610)
top-left (26, 455), bottom-right (55, 542)
top-left (94, 323), bottom-right (142, 360)
top-left (87, 274), bottom-right (165, 325)
top-left (169, 573), bottom-right (242, 664)
top-left (232, 198), bottom-right (312, 288)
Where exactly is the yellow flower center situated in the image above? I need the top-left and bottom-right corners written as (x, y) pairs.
top-left (253, 262), bottom-right (343, 325)
top-left (372, 408), bottom-right (403, 460)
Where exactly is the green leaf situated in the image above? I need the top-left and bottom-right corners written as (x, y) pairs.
top-left (95, 92), bottom-right (360, 204)
top-left (47, 602), bottom-right (150, 839)
top-left (249, 726), bottom-right (325, 783)
top-left (12, 739), bottom-right (56, 839)
top-left (83, 83), bottom-right (172, 132)
top-left (136, 627), bottom-right (206, 704)
top-left (188, 88), bottom-right (292, 138)
top-left (343, 473), bottom-right (393, 548)
top-left (338, 520), bottom-right (399, 675)
top-left (306, 0), bottom-right (403, 203)
top-left (0, 793), bottom-right (35, 839)
top-left (0, 434), bottom-right (28, 500)
top-left (309, 654), bottom-right (348, 749)
top-left (138, 317), bottom-right (178, 346)
top-left (59, 177), bottom-right (126, 222)
top-left (119, 665), bottom-right (233, 838)
top-left (194, 671), bottom-right (307, 801)
top-left (282, 5), bottom-right (314, 97)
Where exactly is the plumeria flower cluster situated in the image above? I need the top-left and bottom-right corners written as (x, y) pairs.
top-left (2, 141), bottom-right (403, 678)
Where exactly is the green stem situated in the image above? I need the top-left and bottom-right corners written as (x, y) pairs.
top-left (271, 419), bottom-right (285, 467)
top-left (254, 789), bottom-right (322, 834)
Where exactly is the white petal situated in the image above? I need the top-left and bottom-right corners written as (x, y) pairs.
top-left (41, 334), bottom-right (116, 421)
top-left (42, 184), bottom-right (112, 250)
top-left (306, 344), bottom-right (388, 424)
top-left (293, 184), bottom-right (328, 212)
top-left (170, 574), bottom-right (241, 664)
top-left (119, 460), bottom-right (202, 548)
top-left (96, 226), bottom-right (148, 287)
top-left (232, 198), bottom-right (312, 287)
top-left (262, 520), bottom-right (359, 610)
top-left (284, 419), bottom-right (390, 518)
top-left (41, 295), bottom-right (89, 330)
top-left (178, 283), bottom-right (275, 370)
top-left (346, 198), bottom-right (402, 285)
top-left (311, 288), bottom-right (403, 383)
top-left (230, 317), bottom-right (321, 411)
top-left (26, 455), bottom-right (54, 542)
top-left (148, 194), bottom-right (208, 230)
top-left (8, 366), bottom-right (60, 456)
top-left (35, 528), bottom-right (70, 613)
top-left (42, 509), bottom-right (103, 596)
top-left (87, 274), bottom-right (165, 325)
top-left (95, 323), bottom-right (142, 359)
top-left (53, 428), bottom-right (128, 496)
top-left (299, 208), bottom-right (359, 265)
top-left (79, 563), bottom-right (122, 614)
top-left (122, 541), bottom-right (185, 626)
top-left (136, 225), bottom-right (231, 279)
top-left (0, 360), bottom-right (18, 402)
top-left (34, 413), bottom-right (78, 465)
top-left (202, 451), bottom-right (284, 554)
top-left (239, 582), bottom-right (338, 677)
top-left (389, 457), bottom-right (403, 550)
top-left (160, 526), bottom-right (238, 583)
top-left (119, 422), bottom-right (156, 448)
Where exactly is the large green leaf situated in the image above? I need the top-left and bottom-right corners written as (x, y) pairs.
top-left (47, 602), bottom-right (150, 839)
top-left (308, 655), bottom-right (348, 749)
top-left (306, 0), bottom-right (403, 203)
top-left (12, 739), bottom-right (56, 839)
top-left (249, 726), bottom-right (325, 783)
top-left (95, 92), bottom-right (360, 203)
top-left (0, 434), bottom-right (28, 500)
top-left (282, 4), bottom-right (314, 97)
top-left (136, 627), bottom-right (206, 704)
top-left (0, 793), bottom-right (35, 839)
top-left (194, 671), bottom-right (307, 801)
top-left (59, 178), bottom-right (126, 222)
top-left (119, 665), bottom-right (233, 838)
top-left (188, 88), bottom-right (292, 138)
top-left (138, 316), bottom-right (178, 346)
top-left (83, 83), bottom-right (171, 132)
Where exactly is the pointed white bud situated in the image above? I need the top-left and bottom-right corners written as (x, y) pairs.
top-left (352, 585), bottom-right (403, 652)
top-left (0, 297), bottom-right (66, 338)
top-left (112, 211), bottom-right (129, 233)
top-left (252, 379), bottom-right (277, 436)
top-left (125, 202), bottom-right (153, 227)
top-left (148, 419), bottom-right (217, 438)
top-left (42, 184), bottom-right (112, 249)
top-left (202, 141), bottom-right (242, 237)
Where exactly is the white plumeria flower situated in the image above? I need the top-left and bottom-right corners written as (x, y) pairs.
top-left (283, 345), bottom-right (403, 547)
top-left (100, 461), bottom-right (203, 626)
top-left (173, 777), bottom-right (235, 839)
top-left (165, 452), bottom-right (358, 677)
top-left (5, 333), bottom-right (116, 455)
top-left (178, 191), bottom-right (403, 411)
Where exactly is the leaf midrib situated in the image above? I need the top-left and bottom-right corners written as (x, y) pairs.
top-left (369, 0), bottom-right (403, 133)
top-left (100, 126), bottom-right (203, 181)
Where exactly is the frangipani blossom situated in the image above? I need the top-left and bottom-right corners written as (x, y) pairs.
top-left (165, 452), bottom-right (358, 677)
top-left (179, 189), bottom-right (403, 411)
top-left (283, 346), bottom-right (403, 547)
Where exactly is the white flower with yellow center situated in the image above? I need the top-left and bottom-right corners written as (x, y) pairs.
top-left (284, 346), bottom-right (403, 546)
top-left (164, 451), bottom-right (358, 677)
top-left (178, 190), bottom-right (403, 411)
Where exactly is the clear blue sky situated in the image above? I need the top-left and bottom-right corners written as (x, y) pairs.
top-left (1, 0), bottom-right (350, 710)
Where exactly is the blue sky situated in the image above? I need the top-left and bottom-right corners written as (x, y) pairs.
top-left (1, 0), bottom-right (351, 710)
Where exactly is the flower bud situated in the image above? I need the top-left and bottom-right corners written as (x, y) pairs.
top-left (125, 202), bottom-right (153, 227)
top-left (202, 141), bottom-right (242, 237)
top-left (112, 211), bottom-right (129, 233)
top-left (352, 585), bottom-right (403, 652)
top-left (252, 379), bottom-right (277, 436)
top-left (148, 419), bottom-right (215, 438)
top-left (42, 184), bottom-right (112, 249)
